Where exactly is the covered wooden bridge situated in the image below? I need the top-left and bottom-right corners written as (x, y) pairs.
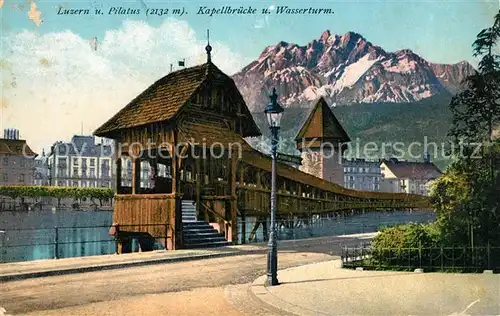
top-left (94, 45), bottom-right (430, 251)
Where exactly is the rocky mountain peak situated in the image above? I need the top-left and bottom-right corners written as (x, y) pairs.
top-left (319, 30), bottom-right (332, 43)
top-left (232, 31), bottom-right (475, 112)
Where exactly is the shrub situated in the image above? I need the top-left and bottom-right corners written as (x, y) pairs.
top-left (372, 223), bottom-right (440, 250)
top-left (0, 185), bottom-right (114, 200)
top-left (369, 223), bottom-right (441, 269)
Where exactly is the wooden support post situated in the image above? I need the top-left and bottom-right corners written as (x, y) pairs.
top-left (115, 157), bottom-right (122, 194)
top-left (239, 163), bottom-right (245, 186)
top-left (131, 158), bottom-right (140, 194)
top-left (248, 218), bottom-right (260, 242)
top-left (241, 210), bottom-right (246, 244)
top-left (228, 150), bottom-right (238, 243)
top-left (170, 132), bottom-right (182, 249)
top-left (262, 216), bottom-right (268, 241)
top-left (203, 155), bottom-right (210, 222)
top-left (256, 169), bottom-right (261, 188)
top-left (195, 148), bottom-right (201, 220)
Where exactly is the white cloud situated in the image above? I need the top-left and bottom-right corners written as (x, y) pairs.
top-left (254, 5), bottom-right (275, 29)
top-left (0, 19), bottom-right (250, 153)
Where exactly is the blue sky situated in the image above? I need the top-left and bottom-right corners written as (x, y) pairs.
top-left (0, 0), bottom-right (499, 152)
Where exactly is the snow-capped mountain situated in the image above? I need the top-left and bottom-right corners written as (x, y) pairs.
top-left (232, 30), bottom-right (475, 112)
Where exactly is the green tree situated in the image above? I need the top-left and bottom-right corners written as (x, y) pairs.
top-left (430, 144), bottom-right (500, 246)
top-left (449, 11), bottom-right (500, 144)
top-left (431, 11), bottom-right (500, 248)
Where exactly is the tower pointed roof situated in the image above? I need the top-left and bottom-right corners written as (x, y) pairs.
top-left (295, 97), bottom-right (350, 142)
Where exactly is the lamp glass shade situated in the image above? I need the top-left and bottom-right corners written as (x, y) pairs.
top-left (264, 88), bottom-right (284, 128)
top-left (266, 112), bottom-right (283, 128)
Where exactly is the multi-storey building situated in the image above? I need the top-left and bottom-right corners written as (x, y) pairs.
top-left (379, 154), bottom-right (442, 196)
top-left (48, 135), bottom-right (114, 188)
top-left (33, 149), bottom-right (50, 186)
top-left (343, 158), bottom-right (381, 191)
top-left (120, 157), bottom-right (154, 189)
top-left (0, 129), bottom-right (37, 186)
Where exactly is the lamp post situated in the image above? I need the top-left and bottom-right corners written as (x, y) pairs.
top-left (264, 87), bottom-right (284, 286)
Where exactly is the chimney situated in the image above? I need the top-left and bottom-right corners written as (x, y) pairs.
top-left (16, 129), bottom-right (19, 140)
top-left (3, 129), bottom-right (6, 139)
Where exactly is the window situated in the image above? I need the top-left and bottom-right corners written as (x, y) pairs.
top-left (90, 158), bottom-right (95, 167)
top-left (2, 173), bottom-right (7, 182)
top-left (2, 157), bottom-right (8, 166)
top-left (73, 181), bottom-right (78, 187)
top-left (58, 169), bottom-right (66, 177)
top-left (20, 159), bottom-right (26, 167)
top-left (90, 168), bottom-right (95, 177)
top-left (73, 167), bottom-right (78, 177)
top-left (58, 158), bottom-right (67, 167)
top-left (102, 159), bottom-right (110, 168)
top-left (19, 174), bottom-right (25, 183)
top-left (73, 158), bottom-right (78, 166)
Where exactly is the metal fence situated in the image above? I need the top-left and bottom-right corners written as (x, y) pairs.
top-left (0, 224), bottom-right (168, 263)
top-left (341, 244), bottom-right (500, 272)
top-left (237, 210), bottom-right (435, 244)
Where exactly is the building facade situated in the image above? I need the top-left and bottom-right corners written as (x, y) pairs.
top-left (379, 155), bottom-right (441, 196)
top-left (0, 129), bottom-right (37, 186)
top-left (120, 157), bottom-right (155, 189)
top-left (46, 135), bottom-right (157, 189)
top-left (295, 97), bottom-right (350, 185)
top-left (343, 158), bottom-right (381, 191)
top-left (48, 135), bottom-right (115, 188)
top-left (33, 150), bottom-right (50, 186)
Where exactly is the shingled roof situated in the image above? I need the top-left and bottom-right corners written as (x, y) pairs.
top-left (382, 159), bottom-right (442, 179)
top-left (0, 138), bottom-right (37, 157)
top-left (94, 62), bottom-right (260, 138)
top-left (295, 97), bottom-right (350, 142)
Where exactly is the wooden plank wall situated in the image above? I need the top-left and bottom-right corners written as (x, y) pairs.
top-left (114, 194), bottom-right (178, 249)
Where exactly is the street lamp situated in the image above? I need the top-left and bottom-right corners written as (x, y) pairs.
top-left (264, 87), bottom-right (284, 286)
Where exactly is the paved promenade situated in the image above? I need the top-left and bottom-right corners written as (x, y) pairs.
top-left (0, 233), bottom-right (377, 315)
top-left (252, 260), bottom-right (500, 316)
top-left (0, 232), bottom-right (376, 282)
top-left (0, 245), bottom-right (264, 281)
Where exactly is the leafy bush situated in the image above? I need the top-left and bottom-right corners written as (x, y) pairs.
top-left (372, 223), bottom-right (441, 251)
top-left (0, 185), bottom-right (114, 200)
top-left (369, 223), bottom-right (440, 268)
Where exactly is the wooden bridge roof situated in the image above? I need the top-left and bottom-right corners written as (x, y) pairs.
top-left (180, 120), bottom-right (425, 201)
top-left (178, 120), bottom-right (254, 151)
top-left (241, 150), bottom-right (423, 200)
top-left (94, 62), bottom-right (261, 138)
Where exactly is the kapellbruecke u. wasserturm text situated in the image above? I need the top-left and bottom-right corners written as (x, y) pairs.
top-left (197, 6), bottom-right (334, 16)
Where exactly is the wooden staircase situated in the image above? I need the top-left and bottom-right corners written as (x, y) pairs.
top-left (181, 200), bottom-right (231, 248)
